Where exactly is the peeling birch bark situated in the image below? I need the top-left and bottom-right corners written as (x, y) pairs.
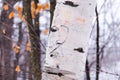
top-left (42, 0), bottom-right (96, 80)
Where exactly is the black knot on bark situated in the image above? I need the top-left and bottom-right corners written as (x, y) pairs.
top-left (74, 47), bottom-right (84, 53)
top-left (63, 1), bottom-right (79, 7)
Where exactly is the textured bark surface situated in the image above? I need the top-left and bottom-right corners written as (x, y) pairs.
top-left (23, 0), bottom-right (41, 80)
top-left (42, 0), bottom-right (96, 80)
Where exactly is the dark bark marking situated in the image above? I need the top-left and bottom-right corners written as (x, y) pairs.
top-left (74, 47), bottom-right (84, 53)
top-left (50, 26), bottom-right (59, 32)
top-left (50, 54), bottom-right (54, 57)
top-left (56, 65), bottom-right (59, 69)
top-left (56, 40), bottom-right (62, 44)
top-left (85, 59), bottom-right (91, 80)
top-left (89, 3), bottom-right (92, 5)
top-left (47, 72), bottom-right (64, 77)
top-left (63, 1), bottom-right (79, 7)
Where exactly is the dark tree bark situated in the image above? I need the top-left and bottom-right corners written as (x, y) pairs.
top-left (34, 0), bottom-right (40, 37)
top-left (50, 0), bottom-right (56, 27)
top-left (86, 59), bottom-right (90, 80)
top-left (23, 0), bottom-right (41, 80)
top-left (0, 0), bottom-right (19, 80)
top-left (95, 6), bottom-right (100, 80)
top-left (28, 50), bottom-right (33, 80)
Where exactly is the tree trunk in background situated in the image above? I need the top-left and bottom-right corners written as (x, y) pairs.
top-left (23, 0), bottom-right (41, 80)
top-left (95, 7), bottom-right (100, 80)
top-left (13, 23), bottom-right (23, 80)
top-left (42, 0), bottom-right (96, 80)
top-left (86, 59), bottom-right (90, 80)
top-left (28, 50), bottom-right (33, 80)
top-left (0, 0), bottom-right (18, 80)
top-left (50, 0), bottom-right (56, 27)
top-left (34, 0), bottom-right (40, 37)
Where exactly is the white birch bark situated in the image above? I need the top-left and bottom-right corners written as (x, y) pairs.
top-left (42, 0), bottom-right (96, 80)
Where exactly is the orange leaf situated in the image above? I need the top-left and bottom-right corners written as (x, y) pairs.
top-left (26, 41), bottom-right (31, 52)
top-left (43, 29), bottom-right (49, 35)
top-left (37, 4), bottom-right (42, 10)
top-left (15, 65), bottom-right (21, 72)
top-left (35, 4), bottom-right (42, 14)
top-left (35, 9), bottom-right (39, 15)
top-left (8, 11), bottom-right (15, 19)
top-left (31, 1), bottom-right (36, 19)
top-left (3, 4), bottom-right (9, 10)
top-left (31, 1), bottom-right (35, 9)
top-left (15, 6), bottom-right (23, 14)
top-left (31, 11), bottom-right (35, 19)
top-left (13, 45), bottom-right (21, 54)
top-left (43, 3), bottom-right (49, 10)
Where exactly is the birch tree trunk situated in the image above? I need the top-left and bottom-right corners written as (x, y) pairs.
top-left (42, 0), bottom-right (96, 80)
